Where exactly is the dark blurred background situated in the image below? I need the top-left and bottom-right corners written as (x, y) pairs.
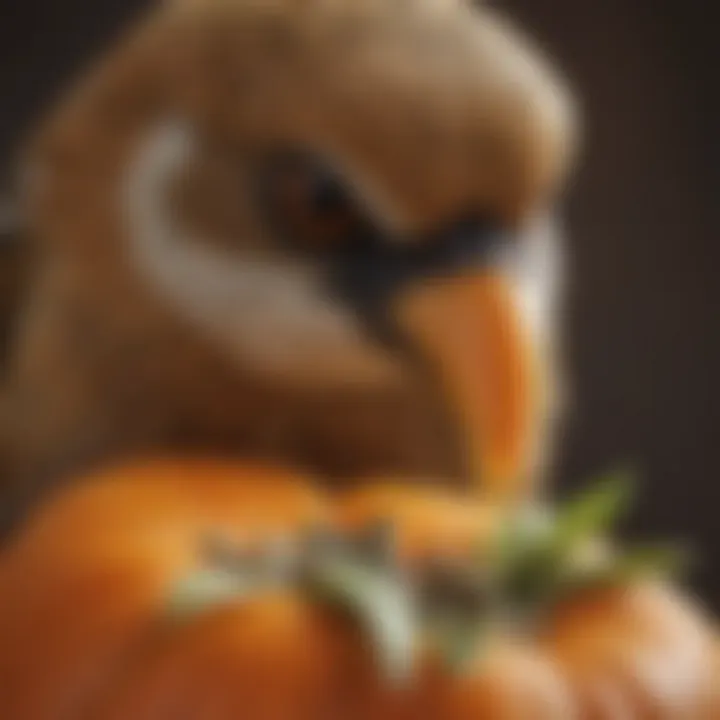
top-left (1, 0), bottom-right (717, 606)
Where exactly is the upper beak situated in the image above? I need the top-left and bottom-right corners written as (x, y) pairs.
top-left (395, 271), bottom-right (541, 502)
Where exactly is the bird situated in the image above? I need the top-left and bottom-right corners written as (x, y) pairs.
top-left (0, 0), bottom-right (576, 532)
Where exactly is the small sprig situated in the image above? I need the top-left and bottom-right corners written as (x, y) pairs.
top-left (165, 470), bottom-right (691, 681)
top-left (489, 470), bottom-right (637, 616)
top-left (433, 469), bottom-right (691, 668)
top-left (167, 532), bottom-right (298, 620)
top-left (166, 522), bottom-right (418, 685)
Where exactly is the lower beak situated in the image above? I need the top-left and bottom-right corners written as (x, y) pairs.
top-left (395, 272), bottom-right (541, 501)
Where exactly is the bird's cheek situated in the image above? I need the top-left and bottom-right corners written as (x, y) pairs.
top-left (393, 272), bottom-right (544, 501)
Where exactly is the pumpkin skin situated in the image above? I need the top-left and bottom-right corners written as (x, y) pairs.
top-left (0, 461), bottom-right (717, 720)
top-left (93, 604), bottom-right (571, 720)
top-left (540, 583), bottom-right (718, 718)
top-left (336, 482), bottom-right (501, 562)
top-left (427, 642), bottom-right (574, 720)
top-left (0, 460), bottom-right (333, 720)
top-left (339, 484), bottom-right (720, 718)
top-left (94, 595), bottom-right (357, 720)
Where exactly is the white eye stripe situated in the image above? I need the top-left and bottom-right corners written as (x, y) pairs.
top-left (502, 215), bottom-right (568, 481)
top-left (123, 121), bottom-right (401, 389)
top-left (507, 214), bottom-right (564, 343)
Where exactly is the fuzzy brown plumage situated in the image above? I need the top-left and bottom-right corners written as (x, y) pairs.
top-left (0, 0), bottom-right (575, 528)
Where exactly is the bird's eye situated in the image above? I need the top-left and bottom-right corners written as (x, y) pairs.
top-left (258, 152), bottom-right (368, 253)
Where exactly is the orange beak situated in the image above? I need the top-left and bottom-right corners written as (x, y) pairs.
top-left (395, 272), bottom-right (541, 502)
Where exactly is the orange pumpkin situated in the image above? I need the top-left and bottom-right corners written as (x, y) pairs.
top-left (0, 461), bottom-right (332, 719)
top-left (340, 482), bottom-right (720, 718)
top-left (541, 583), bottom-right (718, 717)
top-left (0, 460), bottom-right (716, 719)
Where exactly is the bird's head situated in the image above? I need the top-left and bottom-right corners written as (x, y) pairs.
top-left (25, 0), bottom-right (577, 500)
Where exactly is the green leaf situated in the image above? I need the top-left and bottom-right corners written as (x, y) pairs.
top-left (548, 543), bottom-right (690, 605)
top-left (486, 506), bottom-right (552, 581)
top-left (483, 506), bottom-right (557, 610)
top-left (166, 568), bottom-right (265, 621)
top-left (311, 558), bottom-right (417, 686)
top-left (481, 472), bottom-right (636, 617)
top-left (430, 612), bottom-right (490, 673)
top-left (598, 544), bottom-right (690, 584)
top-left (551, 469), bottom-right (635, 552)
top-left (495, 506), bottom-right (551, 558)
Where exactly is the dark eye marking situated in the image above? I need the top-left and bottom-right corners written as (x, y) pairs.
top-left (307, 165), bottom-right (350, 214)
top-left (255, 149), bottom-right (507, 337)
top-left (256, 151), bottom-right (372, 252)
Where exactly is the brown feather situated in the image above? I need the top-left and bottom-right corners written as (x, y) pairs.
top-left (0, 0), bottom-right (575, 529)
